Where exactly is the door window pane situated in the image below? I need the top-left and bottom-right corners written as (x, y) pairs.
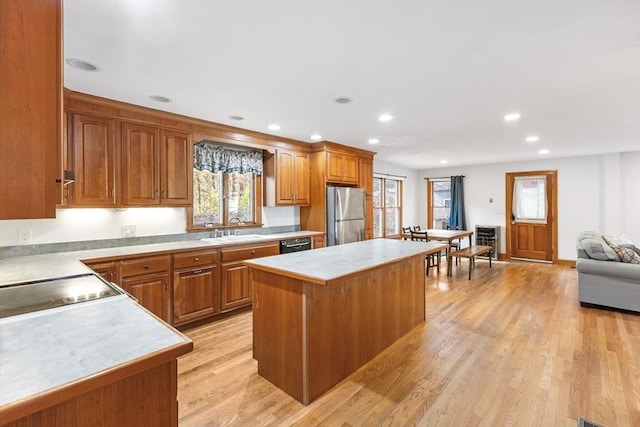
top-left (513, 176), bottom-right (547, 222)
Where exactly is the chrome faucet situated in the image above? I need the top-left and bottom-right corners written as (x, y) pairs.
top-left (227, 217), bottom-right (244, 236)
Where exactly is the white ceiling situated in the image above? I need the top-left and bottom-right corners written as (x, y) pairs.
top-left (63, 0), bottom-right (640, 170)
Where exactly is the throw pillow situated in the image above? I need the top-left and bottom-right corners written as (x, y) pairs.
top-left (611, 244), bottom-right (640, 264)
top-left (578, 232), bottom-right (619, 261)
top-left (620, 243), bottom-right (640, 257)
top-left (603, 234), bottom-right (634, 247)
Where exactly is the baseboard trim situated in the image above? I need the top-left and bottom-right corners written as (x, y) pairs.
top-left (556, 259), bottom-right (576, 267)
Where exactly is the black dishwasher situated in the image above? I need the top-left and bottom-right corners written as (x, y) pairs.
top-left (279, 237), bottom-right (312, 254)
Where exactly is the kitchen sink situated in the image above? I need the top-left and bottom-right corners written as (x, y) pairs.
top-left (201, 234), bottom-right (268, 243)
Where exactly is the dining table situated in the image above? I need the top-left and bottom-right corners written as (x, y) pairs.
top-left (403, 229), bottom-right (474, 276)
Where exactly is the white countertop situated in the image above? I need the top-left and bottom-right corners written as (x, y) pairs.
top-left (244, 238), bottom-right (447, 285)
top-left (0, 294), bottom-right (190, 407)
top-left (0, 231), bottom-right (322, 286)
top-left (0, 230), bottom-right (320, 412)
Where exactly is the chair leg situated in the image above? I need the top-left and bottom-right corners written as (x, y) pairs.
top-left (468, 257), bottom-right (473, 280)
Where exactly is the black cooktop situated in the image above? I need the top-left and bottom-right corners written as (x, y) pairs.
top-left (0, 274), bottom-right (122, 319)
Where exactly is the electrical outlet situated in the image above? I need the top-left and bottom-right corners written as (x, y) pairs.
top-left (18, 229), bottom-right (32, 244)
top-left (122, 225), bottom-right (137, 238)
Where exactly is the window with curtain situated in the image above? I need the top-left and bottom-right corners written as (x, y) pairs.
top-left (189, 142), bottom-right (263, 229)
top-left (512, 176), bottom-right (547, 222)
top-left (373, 177), bottom-right (402, 238)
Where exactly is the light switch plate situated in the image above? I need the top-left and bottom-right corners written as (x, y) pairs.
top-left (122, 225), bottom-right (137, 238)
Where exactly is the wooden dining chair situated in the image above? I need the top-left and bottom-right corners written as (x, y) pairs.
top-left (410, 230), bottom-right (439, 276)
top-left (402, 226), bottom-right (412, 240)
top-left (446, 224), bottom-right (461, 265)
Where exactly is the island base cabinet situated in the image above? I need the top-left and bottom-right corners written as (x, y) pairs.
top-left (251, 254), bottom-right (425, 405)
top-left (2, 360), bottom-right (179, 427)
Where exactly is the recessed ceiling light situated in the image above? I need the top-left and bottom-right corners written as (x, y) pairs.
top-left (504, 112), bottom-right (521, 122)
top-left (378, 114), bottom-right (393, 122)
top-left (229, 115), bottom-right (244, 121)
top-left (335, 97), bottom-right (352, 104)
top-left (65, 58), bottom-right (99, 72)
top-left (268, 124), bottom-right (281, 131)
top-left (368, 138), bottom-right (379, 144)
top-left (310, 134), bottom-right (322, 141)
top-left (148, 95), bottom-right (172, 103)
top-left (538, 149), bottom-right (549, 155)
top-left (440, 160), bottom-right (448, 164)
top-left (526, 136), bottom-right (539, 143)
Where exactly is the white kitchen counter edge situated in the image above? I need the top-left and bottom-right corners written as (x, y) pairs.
top-left (0, 231), bottom-right (323, 286)
top-left (0, 294), bottom-right (189, 407)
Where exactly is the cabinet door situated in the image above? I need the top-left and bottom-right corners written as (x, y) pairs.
top-left (86, 260), bottom-right (118, 284)
top-left (0, 0), bottom-right (61, 219)
top-left (121, 122), bottom-right (160, 206)
top-left (122, 272), bottom-right (170, 322)
top-left (275, 150), bottom-right (295, 205)
top-left (173, 266), bottom-right (218, 325)
top-left (326, 152), bottom-right (358, 184)
top-left (160, 129), bottom-right (192, 206)
top-left (220, 262), bottom-right (252, 312)
top-left (274, 149), bottom-right (310, 206)
top-left (312, 235), bottom-right (325, 249)
top-left (341, 154), bottom-right (359, 183)
top-left (293, 151), bottom-right (310, 205)
top-left (326, 152), bottom-right (345, 182)
top-left (69, 114), bottom-right (116, 206)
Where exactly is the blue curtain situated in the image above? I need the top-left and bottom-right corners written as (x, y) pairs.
top-left (449, 175), bottom-right (466, 230)
top-left (193, 141), bottom-right (263, 174)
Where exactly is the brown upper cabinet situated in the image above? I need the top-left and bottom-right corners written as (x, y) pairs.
top-left (264, 148), bottom-right (310, 206)
top-left (0, 0), bottom-right (62, 219)
top-left (121, 123), bottom-right (192, 207)
top-left (326, 151), bottom-right (359, 184)
top-left (64, 115), bottom-right (192, 208)
top-left (68, 114), bottom-right (116, 206)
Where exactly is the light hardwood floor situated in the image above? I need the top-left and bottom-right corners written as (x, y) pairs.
top-left (177, 260), bottom-right (640, 426)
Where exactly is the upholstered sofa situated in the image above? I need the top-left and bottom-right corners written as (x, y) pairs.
top-left (575, 231), bottom-right (640, 313)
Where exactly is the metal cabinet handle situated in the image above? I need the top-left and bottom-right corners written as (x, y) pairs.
top-left (194, 257), bottom-right (199, 262)
top-left (193, 269), bottom-right (202, 274)
top-left (143, 264), bottom-right (150, 269)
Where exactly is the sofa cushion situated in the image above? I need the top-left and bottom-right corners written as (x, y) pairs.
top-left (611, 244), bottom-right (640, 264)
top-left (577, 231), bottom-right (619, 261)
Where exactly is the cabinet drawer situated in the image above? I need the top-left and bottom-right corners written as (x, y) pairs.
top-left (173, 250), bottom-right (218, 269)
top-left (121, 255), bottom-right (171, 277)
top-left (221, 243), bottom-right (279, 263)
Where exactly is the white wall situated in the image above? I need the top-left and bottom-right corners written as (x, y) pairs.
top-left (373, 159), bottom-right (420, 228)
top-left (0, 206), bottom-right (298, 247)
top-left (417, 151), bottom-right (640, 260)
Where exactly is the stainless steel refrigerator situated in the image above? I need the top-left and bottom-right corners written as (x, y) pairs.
top-left (326, 186), bottom-right (366, 246)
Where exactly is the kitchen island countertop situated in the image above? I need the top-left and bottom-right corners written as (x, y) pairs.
top-left (244, 238), bottom-right (447, 285)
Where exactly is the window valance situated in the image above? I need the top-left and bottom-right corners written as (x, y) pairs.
top-left (193, 142), bottom-right (263, 174)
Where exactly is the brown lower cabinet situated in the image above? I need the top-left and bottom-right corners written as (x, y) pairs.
top-left (82, 239), bottom-right (314, 327)
top-left (84, 260), bottom-right (117, 283)
top-left (220, 243), bottom-right (279, 313)
top-left (172, 250), bottom-right (219, 326)
top-left (119, 255), bottom-right (171, 323)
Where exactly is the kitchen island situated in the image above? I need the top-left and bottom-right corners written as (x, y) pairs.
top-left (244, 238), bottom-right (447, 405)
